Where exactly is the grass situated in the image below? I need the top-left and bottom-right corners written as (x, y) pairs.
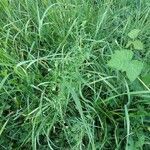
top-left (0, 0), bottom-right (150, 149)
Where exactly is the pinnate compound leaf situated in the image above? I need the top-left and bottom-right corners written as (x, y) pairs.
top-left (128, 29), bottom-right (140, 39)
top-left (133, 40), bottom-right (144, 50)
top-left (126, 60), bottom-right (143, 82)
top-left (108, 50), bottom-right (133, 71)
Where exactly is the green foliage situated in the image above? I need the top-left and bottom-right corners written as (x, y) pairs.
top-left (128, 29), bottom-right (140, 39)
top-left (126, 60), bottom-right (143, 82)
top-left (108, 50), bottom-right (143, 81)
top-left (108, 50), bottom-right (133, 71)
top-left (126, 29), bottom-right (144, 50)
top-left (126, 131), bottom-right (146, 150)
top-left (126, 40), bottom-right (133, 48)
top-left (132, 40), bottom-right (144, 50)
top-left (0, 0), bottom-right (149, 149)
top-left (142, 74), bottom-right (150, 87)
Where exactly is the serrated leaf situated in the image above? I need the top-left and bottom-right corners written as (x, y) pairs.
top-left (133, 40), bottom-right (144, 50)
top-left (128, 29), bottom-right (140, 39)
top-left (126, 60), bottom-right (143, 82)
top-left (108, 50), bottom-right (133, 71)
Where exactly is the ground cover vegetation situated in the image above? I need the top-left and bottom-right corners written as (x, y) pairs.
top-left (0, 0), bottom-right (150, 149)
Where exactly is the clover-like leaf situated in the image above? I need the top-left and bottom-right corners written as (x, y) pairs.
top-left (108, 50), bottom-right (133, 71)
top-left (128, 29), bottom-right (140, 39)
top-left (126, 60), bottom-right (143, 82)
top-left (133, 40), bottom-right (144, 50)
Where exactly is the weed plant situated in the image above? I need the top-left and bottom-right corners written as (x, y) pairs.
top-left (0, 0), bottom-right (150, 149)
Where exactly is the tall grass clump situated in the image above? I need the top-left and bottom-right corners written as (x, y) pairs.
top-left (0, 0), bottom-right (150, 149)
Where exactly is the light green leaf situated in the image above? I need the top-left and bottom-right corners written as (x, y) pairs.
top-left (108, 50), bottom-right (133, 71)
top-left (126, 60), bottom-right (143, 82)
top-left (126, 137), bottom-right (135, 150)
top-left (108, 50), bottom-right (143, 82)
top-left (128, 29), bottom-right (140, 39)
top-left (0, 119), bottom-right (9, 136)
top-left (126, 40), bottom-right (133, 48)
top-left (133, 40), bottom-right (144, 50)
